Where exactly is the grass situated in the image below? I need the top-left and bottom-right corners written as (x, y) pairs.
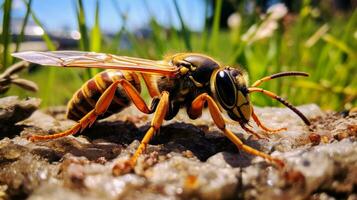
top-left (1, 0), bottom-right (356, 111)
top-left (2, 0), bottom-right (12, 68)
top-left (15, 0), bottom-right (32, 53)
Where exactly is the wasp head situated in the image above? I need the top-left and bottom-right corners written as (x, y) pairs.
top-left (210, 68), bottom-right (252, 123)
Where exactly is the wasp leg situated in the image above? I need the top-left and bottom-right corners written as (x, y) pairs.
top-left (188, 93), bottom-right (285, 169)
top-left (248, 87), bottom-right (310, 126)
top-left (29, 78), bottom-right (159, 142)
top-left (251, 107), bottom-right (287, 134)
top-left (112, 91), bottom-right (170, 176)
top-left (238, 121), bottom-right (266, 139)
top-left (29, 80), bottom-right (122, 141)
top-left (141, 73), bottom-right (160, 98)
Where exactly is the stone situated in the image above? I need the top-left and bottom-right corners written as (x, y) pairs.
top-left (0, 103), bottom-right (356, 199)
top-left (0, 96), bottom-right (40, 124)
top-left (0, 96), bottom-right (41, 138)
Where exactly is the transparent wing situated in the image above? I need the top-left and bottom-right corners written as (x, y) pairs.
top-left (12, 51), bottom-right (178, 76)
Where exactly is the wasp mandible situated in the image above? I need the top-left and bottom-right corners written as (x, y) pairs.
top-left (12, 51), bottom-right (311, 175)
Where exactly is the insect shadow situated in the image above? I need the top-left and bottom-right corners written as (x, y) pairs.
top-left (82, 120), bottom-right (260, 168)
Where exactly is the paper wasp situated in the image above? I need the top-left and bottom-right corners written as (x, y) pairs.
top-left (12, 51), bottom-right (311, 175)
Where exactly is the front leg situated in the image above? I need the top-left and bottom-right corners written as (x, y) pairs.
top-left (251, 107), bottom-right (287, 134)
top-left (112, 91), bottom-right (170, 176)
top-left (188, 93), bottom-right (285, 169)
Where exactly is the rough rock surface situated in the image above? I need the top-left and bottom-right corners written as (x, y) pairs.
top-left (0, 96), bottom-right (41, 139)
top-left (0, 97), bottom-right (356, 200)
top-left (0, 96), bottom-right (40, 124)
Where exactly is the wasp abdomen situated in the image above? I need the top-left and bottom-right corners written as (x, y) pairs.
top-left (66, 70), bottom-right (141, 121)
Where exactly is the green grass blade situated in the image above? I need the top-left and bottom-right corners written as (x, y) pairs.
top-left (15, 0), bottom-right (33, 53)
top-left (109, 0), bottom-right (127, 52)
top-left (76, 0), bottom-right (89, 51)
top-left (322, 34), bottom-right (356, 59)
top-left (21, 0), bottom-right (55, 51)
top-left (201, 0), bottom-right (210, 51)
top-left (173, 0), bottom-right (192, 51)
top-left (75, 0), bottom-right (92, 79)
top-left (341, 9), bottom-right (357, 43)
top-left (2, 0), bottom-right (13, 68)
top-left (26, 0), bottom-right (57, 106)
top-left (209, 0), bottom-right (222, 53)
top-left (90, 0), bottom-right (101, 52)
top-left (89, 0), bottom-right (101, 75)
top-left (30, 14), bottom-right (56, 51)
top-left (143, 0), bottom-right (165, 55)
top-left (305, 24), bottom-right (329, 48)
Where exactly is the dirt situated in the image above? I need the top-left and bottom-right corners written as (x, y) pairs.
top-left (0, 96), bottom-right (356, 200)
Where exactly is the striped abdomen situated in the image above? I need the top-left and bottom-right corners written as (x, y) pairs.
top-left (66, 70), bottom-right (141, 121)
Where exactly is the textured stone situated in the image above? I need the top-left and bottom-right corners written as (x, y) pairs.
top-left (0, 103), bottom-right (356, 200)
top-left (0, 96), bottom-right (40, 124)
top-left (0, 96), bottom-right (41, 138)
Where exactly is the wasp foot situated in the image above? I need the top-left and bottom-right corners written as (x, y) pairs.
top-left (112, 160), bottom-right (135, 176)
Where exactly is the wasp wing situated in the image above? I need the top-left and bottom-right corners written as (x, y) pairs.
top-left (12, 51), bottom-right (178, 76)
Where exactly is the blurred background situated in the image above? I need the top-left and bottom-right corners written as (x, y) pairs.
top-left (0, 0), bottom-right (356, 110)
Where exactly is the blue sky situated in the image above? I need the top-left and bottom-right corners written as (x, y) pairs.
top-left (9, 0), bottom-right (208, 33)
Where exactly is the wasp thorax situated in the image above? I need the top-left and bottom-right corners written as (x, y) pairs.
top-left (211, 68), bottom-right (252, 123)
top-left (172, 53), bottom-right (220, 85)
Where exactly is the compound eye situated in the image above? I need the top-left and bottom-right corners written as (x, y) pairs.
top-left (215, 70), bottom-right (237, 108)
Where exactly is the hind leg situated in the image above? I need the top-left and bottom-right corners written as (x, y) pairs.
top-left (28, 80), bottom-right (122, 141)
top-left (29, 79), bottom-right (158, 141)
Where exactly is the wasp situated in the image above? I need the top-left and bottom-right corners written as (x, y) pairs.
top-left (12, 51), bottom-right (310, 175)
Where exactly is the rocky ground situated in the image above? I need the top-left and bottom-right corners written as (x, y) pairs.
top-left (0, 96), bottom-right (356, 200)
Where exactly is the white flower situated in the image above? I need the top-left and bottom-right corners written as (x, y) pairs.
top-left (267, 3), bottom-right (288, 20)
top-left (254, 20), bottom-right (278, 41)
top-left (242, 3), bottom-right (287, 44)
top-left (227, 12), bottom-right (242, 29)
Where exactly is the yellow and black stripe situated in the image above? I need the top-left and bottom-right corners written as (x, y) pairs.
top-left (66, 70), bottom-right (141, 121)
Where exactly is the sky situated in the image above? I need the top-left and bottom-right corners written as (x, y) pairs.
top-left (8, 0), bottom-right (208, 33)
